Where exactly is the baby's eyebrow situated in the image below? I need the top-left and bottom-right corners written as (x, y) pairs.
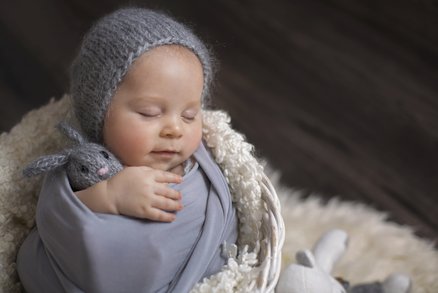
top-left (183, 98), bottom-right (202, 107)
top-left (129, 96), bottom-right (163, 106)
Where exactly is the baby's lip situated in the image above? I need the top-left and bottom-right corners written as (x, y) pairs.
top-left (152, 149), bottom-right (178, 153)
top-left (151, 150), bottom-right (179, 157)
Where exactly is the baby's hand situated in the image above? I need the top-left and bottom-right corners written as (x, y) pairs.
top-left (106, 166), bottom-right (183, 222)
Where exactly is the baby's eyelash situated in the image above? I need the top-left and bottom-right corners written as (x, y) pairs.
top-left (182, 113), bottom-right (198, 122)
top-left (139, 112), bottom-right (158, 117)
top-left (138, 109), bottom-right (161, 117)
top-left (182, 109), bottom-right (198, 119)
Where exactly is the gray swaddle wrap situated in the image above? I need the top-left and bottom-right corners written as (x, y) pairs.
top-left (17, 143), bottom-right (238, 292)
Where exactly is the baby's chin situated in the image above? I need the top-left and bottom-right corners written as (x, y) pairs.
top-left (123, 157), bottom-right (187, 175)
top-left (167, 164), bottom-right (185, 175)
top-left (145, 161), bottom-right (185, 175)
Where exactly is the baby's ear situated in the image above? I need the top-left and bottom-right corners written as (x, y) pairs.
top-left (57, 121), bottom-right (86, 145)
top-left (23, 154), bottom-right (69, 177)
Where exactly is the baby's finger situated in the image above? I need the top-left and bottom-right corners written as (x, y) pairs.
top-left (155, 170), bottom-right (182, 184)
top-left (152, 196), bottom-right (183, 212)
top-left (147, 208), bottom-right (176, 222)
top-left (155, 185), bottom-right (182, 200)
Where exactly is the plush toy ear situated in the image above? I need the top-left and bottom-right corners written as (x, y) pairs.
top-left (312, 229), bottom-right (348, 274)
top-left (23, 153), bottom-right (69, 177)
top-left (57, 121), bottom-right (86, 145)
top-left (295, 249), bottom-right (317, 269)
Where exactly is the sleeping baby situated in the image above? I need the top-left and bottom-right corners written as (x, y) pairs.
top-left (17, 7), bottom-right (238, 293)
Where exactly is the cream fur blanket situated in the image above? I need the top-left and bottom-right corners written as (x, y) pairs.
top-left (1, 96), bottom-right (437, 293)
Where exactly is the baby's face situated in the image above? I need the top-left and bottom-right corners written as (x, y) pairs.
top-left (103, 45), bottom-right (204, 174)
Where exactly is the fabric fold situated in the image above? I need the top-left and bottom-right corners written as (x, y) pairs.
top-left (17, 142), bottom-right (238, 293)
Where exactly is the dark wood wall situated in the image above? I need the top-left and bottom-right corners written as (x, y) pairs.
top-left (1, 0), bottom-right (437, 244)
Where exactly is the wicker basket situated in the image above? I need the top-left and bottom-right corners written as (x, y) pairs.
top-left (197, 110), bottom-right (285, 292)
top-left (255, 173), bottom-right (285, 291)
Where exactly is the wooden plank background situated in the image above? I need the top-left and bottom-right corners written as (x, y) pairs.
top-left (1, 0), bottom-right (437, 244)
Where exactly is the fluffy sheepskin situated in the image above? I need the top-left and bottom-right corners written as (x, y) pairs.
top-left (0, 96), bottom-right (437, 292)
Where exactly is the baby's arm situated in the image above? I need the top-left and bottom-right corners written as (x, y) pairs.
top-left (75, 166), bottom-right (183, 222)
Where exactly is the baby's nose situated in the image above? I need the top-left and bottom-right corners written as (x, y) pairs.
top-left (97, 166), bottom-right (109, 176)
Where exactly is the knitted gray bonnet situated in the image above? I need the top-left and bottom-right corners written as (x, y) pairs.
top-left (70, 8), bottom-right (213, 143)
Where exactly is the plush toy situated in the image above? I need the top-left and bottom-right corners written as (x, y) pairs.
top-left (276, 229), bottom-right (412, 293)
top-left (23, 122), bottom-right (123, 191)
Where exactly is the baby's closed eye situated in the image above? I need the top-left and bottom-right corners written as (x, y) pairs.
top-left (139, 106), bottom-right (162, 117)
top-left (182, 109), bottom-right (198, 120)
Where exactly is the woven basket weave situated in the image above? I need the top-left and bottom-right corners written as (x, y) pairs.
top-left (255, 174), bottom-right (285, 291)
top-left (197, 110), bottom-right (285, 292)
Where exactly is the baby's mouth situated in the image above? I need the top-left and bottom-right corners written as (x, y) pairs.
top-left (151, 150), bottom-right (179, 158)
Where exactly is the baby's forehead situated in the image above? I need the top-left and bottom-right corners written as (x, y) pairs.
top-left (122, 44), bottom-right (204, 84)
top-left (112, 44), bottom-right (204, 107)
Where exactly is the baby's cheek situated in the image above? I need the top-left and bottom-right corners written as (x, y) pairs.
top-left (113, 139), bottom-right (146, 164)
top-left (186, 128), bottom-right (203, 154)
